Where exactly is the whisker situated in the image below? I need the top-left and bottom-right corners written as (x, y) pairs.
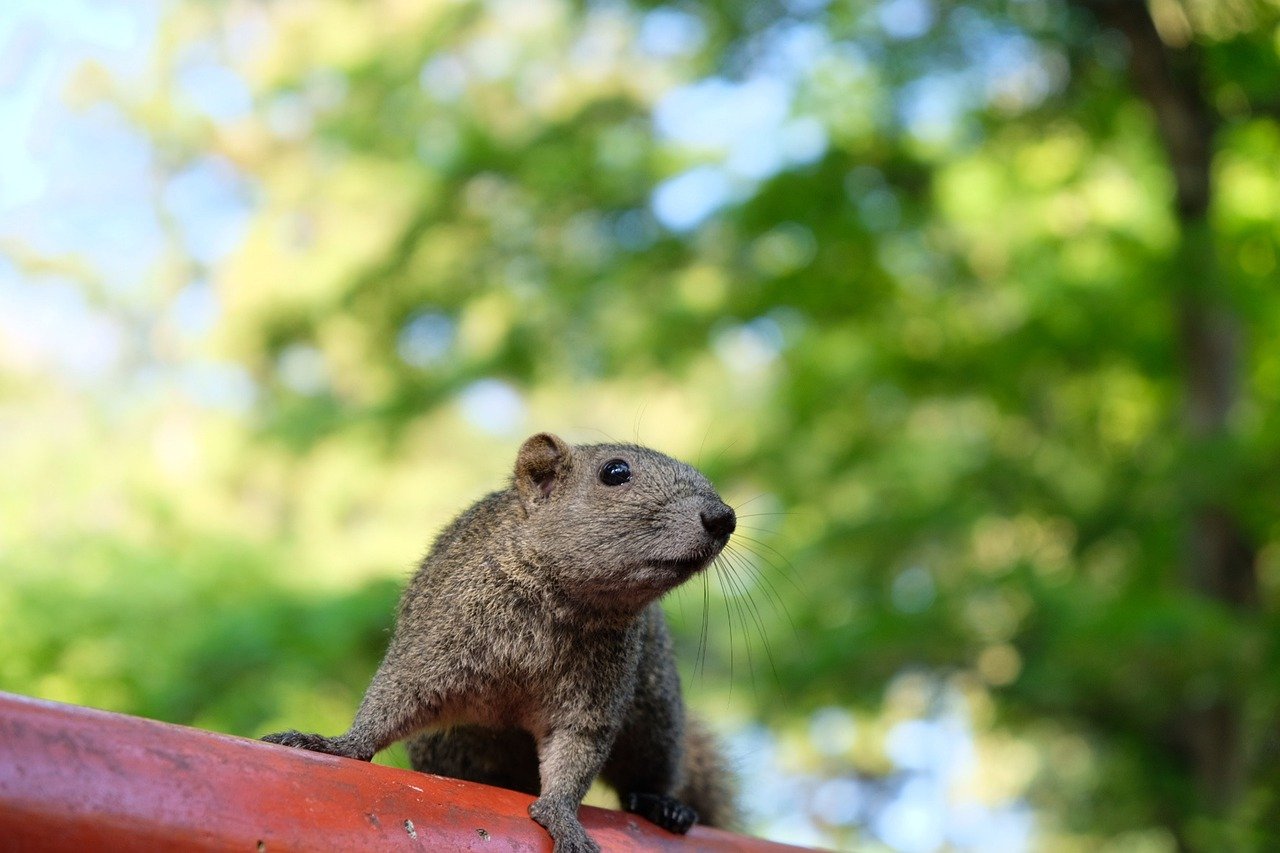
top-left (733, 513), bottom-right (794, 524)
top-left (708, 437), bottom-right (740, 468)
top-left (731, 493), bottom-right (772, 512)
top-left (726, 549), bottom-right (781, 684)
top-left (719, 553), bottom-right (766, 699)
top-left (698, 567), bottom-right (710, 679)
top-left (731, 536), bottom-right (805, 597)
top-left (632, 402), bottom-right (648, 443)
top-left (731, 533), bottom-right (798, 573)
top-left (721, 559), bottom-right (735, 700)
top-left (734, 523), bottom-right (789, 535)
top-left (721, 550), bottom-right (768, 691)
top-left (726, 543), bottom-right (799, 637)
top-left (696, 422), bottom-right (712, 470)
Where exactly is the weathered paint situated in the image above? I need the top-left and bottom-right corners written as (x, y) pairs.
top-left (0, 692), bottom-right (812, 852)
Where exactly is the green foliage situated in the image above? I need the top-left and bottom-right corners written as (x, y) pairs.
top-left (6, 0), bottom-right (1280, 849)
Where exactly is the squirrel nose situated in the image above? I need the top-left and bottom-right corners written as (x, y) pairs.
top-left (700, 504), bottom-right (736, 539)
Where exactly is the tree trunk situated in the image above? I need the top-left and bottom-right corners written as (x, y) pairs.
top-left (1072, 0), bottom-right (1257, 845)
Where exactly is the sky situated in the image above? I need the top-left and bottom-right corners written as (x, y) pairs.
top-left (1, 1), bottom-right (162, 382)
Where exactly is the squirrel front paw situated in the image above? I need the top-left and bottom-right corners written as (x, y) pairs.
top-left (529, 798), bottom-right (601, 853)
top-left (261, 729), bottom-right (362, 758)
top-left (552, 831), bottom-right (600, 853)
top-left (263, 729), bottom-right (325, 749)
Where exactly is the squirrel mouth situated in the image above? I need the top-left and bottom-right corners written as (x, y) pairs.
top-left (651, 555), bottom-right (713, 575)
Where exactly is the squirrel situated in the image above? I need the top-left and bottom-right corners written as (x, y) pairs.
top-left (263, 432), bottom-right (739, 852)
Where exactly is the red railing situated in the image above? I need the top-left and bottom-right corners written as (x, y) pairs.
top-left (0, 692), bottom-right (806, 851)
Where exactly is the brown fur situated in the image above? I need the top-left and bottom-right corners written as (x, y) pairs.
top-left (263, 433), bottom-right (738, 852)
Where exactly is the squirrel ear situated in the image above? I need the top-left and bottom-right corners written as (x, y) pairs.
top-left (515, 433), bottom-right (572, 501)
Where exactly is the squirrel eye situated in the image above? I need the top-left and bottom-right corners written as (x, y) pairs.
top-left (598, 459), bottom-right (631, 486)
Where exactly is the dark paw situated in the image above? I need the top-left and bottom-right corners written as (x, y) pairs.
top-left (624, 792), bottom-right (698, 835)
top-left (262, 730), bottom-right (341, 754)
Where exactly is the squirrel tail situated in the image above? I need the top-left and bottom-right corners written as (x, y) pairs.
top-left (678, 715), bottom-right (739, 830)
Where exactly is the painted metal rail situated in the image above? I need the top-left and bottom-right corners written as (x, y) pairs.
top-left (0, 691), bottom-right (806, 852)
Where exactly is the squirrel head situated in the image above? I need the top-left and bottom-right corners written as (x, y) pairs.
top-left (513, 432), bottom-right (735, 612)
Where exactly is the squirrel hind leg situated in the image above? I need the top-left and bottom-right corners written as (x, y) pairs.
top-left (623, 792), bottom-right (697, 835)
